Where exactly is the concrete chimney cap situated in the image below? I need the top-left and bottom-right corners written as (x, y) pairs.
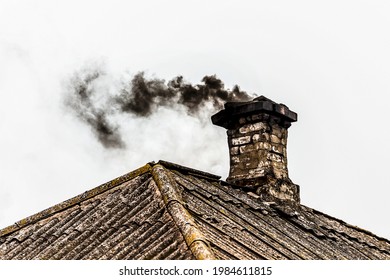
top-left (211, 95), bottom-right (298, 129)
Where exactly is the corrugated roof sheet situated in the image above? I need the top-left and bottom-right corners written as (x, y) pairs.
top-left (1, 161), bottom-right (389, 259)
top-left (0, 165), bottom-right (194, 260)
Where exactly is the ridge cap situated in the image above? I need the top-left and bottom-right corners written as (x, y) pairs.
top-left (150, 164), bottom-right (216, 260)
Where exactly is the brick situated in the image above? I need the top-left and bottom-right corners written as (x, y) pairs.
top-left (267, 153), bottom-right (283, 162)
top-left (271, 144), bottom-right (284, 154)
top-left (244, 161), bottom-right (259, 169)
top-left (231, 156), bottom-right (240, 164)
top-left (238, 153), bottom-right (257, 163)
top-left (252, 133), bottom-right (270, 143)
top-left (270, 134), bottom-right (281, 144)
top-left (272, 125), bottom-right (285, 138)
top-left (273, 168), bottom-right (288, 179)
top-left (257, 149), bottom-right (268, 158)
top-left (239, 122), bottom-right (269, 134)
top-left (239, 144), bottom-right (256, 154)
top-left (257, 160), bottom-right (271, 168)
top-left (231, 136), bottom-right (251, 145)
top-left (272, 161), bottom-right (287, 170)
top-left (248, 168), bottom-right (266, 177)
top-left (230, 147), bottom-right (239, 155)
top-left (262, 142), bottom-right (271, 151)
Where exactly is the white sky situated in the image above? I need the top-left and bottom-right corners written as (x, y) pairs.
top-left (1, 0), bottom-right (390, 240)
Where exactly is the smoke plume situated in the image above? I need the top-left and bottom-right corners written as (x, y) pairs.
top-left (65, 66), bottom-right (253, 149)
top-left (65, 67), bottom-right (125, 149)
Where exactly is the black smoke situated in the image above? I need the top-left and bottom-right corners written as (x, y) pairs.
top-left (116, 72), bottom-right (252, 117)
top-left (65, 68), bottom-right (125, 149)
top-left (65, 67), bottom-right (253, 149)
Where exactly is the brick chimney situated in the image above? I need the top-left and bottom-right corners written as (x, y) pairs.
top-left (211, 96), bottom-right (300, 203)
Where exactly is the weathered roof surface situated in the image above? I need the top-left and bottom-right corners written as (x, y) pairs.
top-left (1, 161), bottom-right (390, 260)
top-left (0, 164), bottom-right (196, 260)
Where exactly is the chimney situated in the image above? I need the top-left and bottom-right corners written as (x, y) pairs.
top-left (211, 96), bottom-right (300, 203)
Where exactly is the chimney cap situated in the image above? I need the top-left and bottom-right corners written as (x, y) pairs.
top-left (211, 95), bottom-right (297, 129)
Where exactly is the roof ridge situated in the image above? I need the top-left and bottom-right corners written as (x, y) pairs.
top-left (156, 160), bottom-right (221, 181)
top-left (0, 164), bottom-right (152, 238)
top-left (150, 164), bottom-right (216, 260)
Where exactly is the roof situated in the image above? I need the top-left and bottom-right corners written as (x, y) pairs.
top-left (1, 160), bottom-right (390, 260)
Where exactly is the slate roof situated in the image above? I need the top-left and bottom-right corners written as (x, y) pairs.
top-left (1, 160), bottom-right (390, 260)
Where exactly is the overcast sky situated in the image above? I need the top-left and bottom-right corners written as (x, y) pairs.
top-left (1, 0), bottom-right (390, 240)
